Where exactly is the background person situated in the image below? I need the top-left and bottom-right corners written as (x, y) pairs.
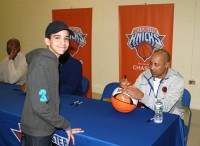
top-left (67, 40), bottom-right (79, 56)
top-left (59, 46), bottom-right (83, 96)
top-left (0, 38), bottom-right (27, 85)
top-left (121, 49), bottom-right (185, 119)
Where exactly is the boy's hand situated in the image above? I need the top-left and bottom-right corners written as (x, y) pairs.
top-left (65, 128), bottom-right (84, 145)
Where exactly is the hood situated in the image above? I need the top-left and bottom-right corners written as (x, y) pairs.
top-left (26, 48), bottom-right (57, 65)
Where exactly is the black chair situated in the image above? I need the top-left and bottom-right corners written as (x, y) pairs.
top-left (100, 82), bottom-right (119, 101)
top-left (182, 89), bottom-right (192, 146)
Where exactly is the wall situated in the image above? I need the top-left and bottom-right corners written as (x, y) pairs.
top-left (0, 0), bottom-right (199, 109)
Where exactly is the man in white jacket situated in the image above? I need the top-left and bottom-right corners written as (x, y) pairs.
top-left (0, 38), bottom-right (27, 85)
top-left (121, 49), bottom-right (184, 118)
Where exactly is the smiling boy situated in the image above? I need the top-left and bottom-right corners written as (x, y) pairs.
top-left (20, 21), bottom-right (84, 146)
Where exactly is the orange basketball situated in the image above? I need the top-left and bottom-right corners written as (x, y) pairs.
top-left (111, 87), bottom-right (138, 113)
top-left (136, 42), bottom-right (153, 60)
top-left (68, 40), bottom-right (79, 55)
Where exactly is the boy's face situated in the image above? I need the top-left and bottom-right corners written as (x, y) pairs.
top-left (44, 30), bottom-right (70, 58)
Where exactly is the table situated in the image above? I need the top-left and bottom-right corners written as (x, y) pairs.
top-left (0, 82), bottom-right (185, 146)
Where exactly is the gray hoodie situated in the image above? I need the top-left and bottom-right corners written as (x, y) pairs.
top-left (21, 48), bottom-right (70, 136)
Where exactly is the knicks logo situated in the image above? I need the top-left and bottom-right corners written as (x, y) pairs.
top-left (10, 123), bottom-right (22, 142)
top-left (126, 26), bottom-right (165, 62)
top-left (69, 27), bottom-right (87, 56)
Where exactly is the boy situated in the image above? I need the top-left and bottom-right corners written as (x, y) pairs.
top-left (20, 21), bottom-right (84, 146)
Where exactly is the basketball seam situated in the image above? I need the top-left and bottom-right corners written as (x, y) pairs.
top-left (113, 96), bottom-right (133, 105)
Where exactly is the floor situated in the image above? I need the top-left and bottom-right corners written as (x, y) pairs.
top-left (92, 93), bottom-right (200, 146)
top-left (187, 109), bottom-right (200, 146)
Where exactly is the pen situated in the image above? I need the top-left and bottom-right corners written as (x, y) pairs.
top-left (70, 100), bottom-right (79, 105)
top-left (75, 101), bottom-right (83, 106)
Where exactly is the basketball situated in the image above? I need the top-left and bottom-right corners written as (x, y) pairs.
top-left (136, 42), bottom-right (153, 61)
top-left (111, 87), bottom-right (138, 113)
top-left (68, 40), bottom-right (79, 55)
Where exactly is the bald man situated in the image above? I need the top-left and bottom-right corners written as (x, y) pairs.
top-left (122, 49), bottom-right (185, 119)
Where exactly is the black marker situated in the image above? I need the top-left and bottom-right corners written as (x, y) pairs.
top-left (124, 74), bottom-right (127, 79)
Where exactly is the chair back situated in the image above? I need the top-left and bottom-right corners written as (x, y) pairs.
top-left (101, 82), bottom-right (119, 101)
top-left (82, 76), bottom-right (89, 97)
top-left (182, 89), bottom-right (191, 108)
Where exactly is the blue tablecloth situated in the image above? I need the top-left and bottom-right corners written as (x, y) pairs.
top-left (0, 82), bottom-right (185, 146)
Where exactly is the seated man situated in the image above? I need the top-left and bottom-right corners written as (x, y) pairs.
top-left (121, 49), bottom-right (184, 119)
top-left (59, 48), bottom-right (83, 96)
top-left (0, 38), bottom-right (27, 85)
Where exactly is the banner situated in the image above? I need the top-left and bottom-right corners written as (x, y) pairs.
top-left (52, 8), bottom-right (92, 97)
top-left (119, 4), bottom-right (174, 83)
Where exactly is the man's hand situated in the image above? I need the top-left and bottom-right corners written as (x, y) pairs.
top-left (126, 86), bottom-right (144, 100)
top-left (120, 78), bottom-right (131, 89)
top-left (65, 128), bottom-right (84, 145)
top-left (9, 48), bottom-right (18, 60)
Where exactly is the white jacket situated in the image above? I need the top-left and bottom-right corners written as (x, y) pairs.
top-left (134, 68), bottom-right (184, 118)
top-left (0, 52), bottom-right (27, 85)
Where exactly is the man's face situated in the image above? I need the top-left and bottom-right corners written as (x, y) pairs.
top-left (44, 30), bottom-right (70, 58)
top-left (7, 41), bottom-right (20, 55)
top-left (149, 54), bottom-right (169, 79)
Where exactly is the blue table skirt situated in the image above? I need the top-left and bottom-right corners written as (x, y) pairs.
top-left (0, 82), bottom-right (185, 146)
